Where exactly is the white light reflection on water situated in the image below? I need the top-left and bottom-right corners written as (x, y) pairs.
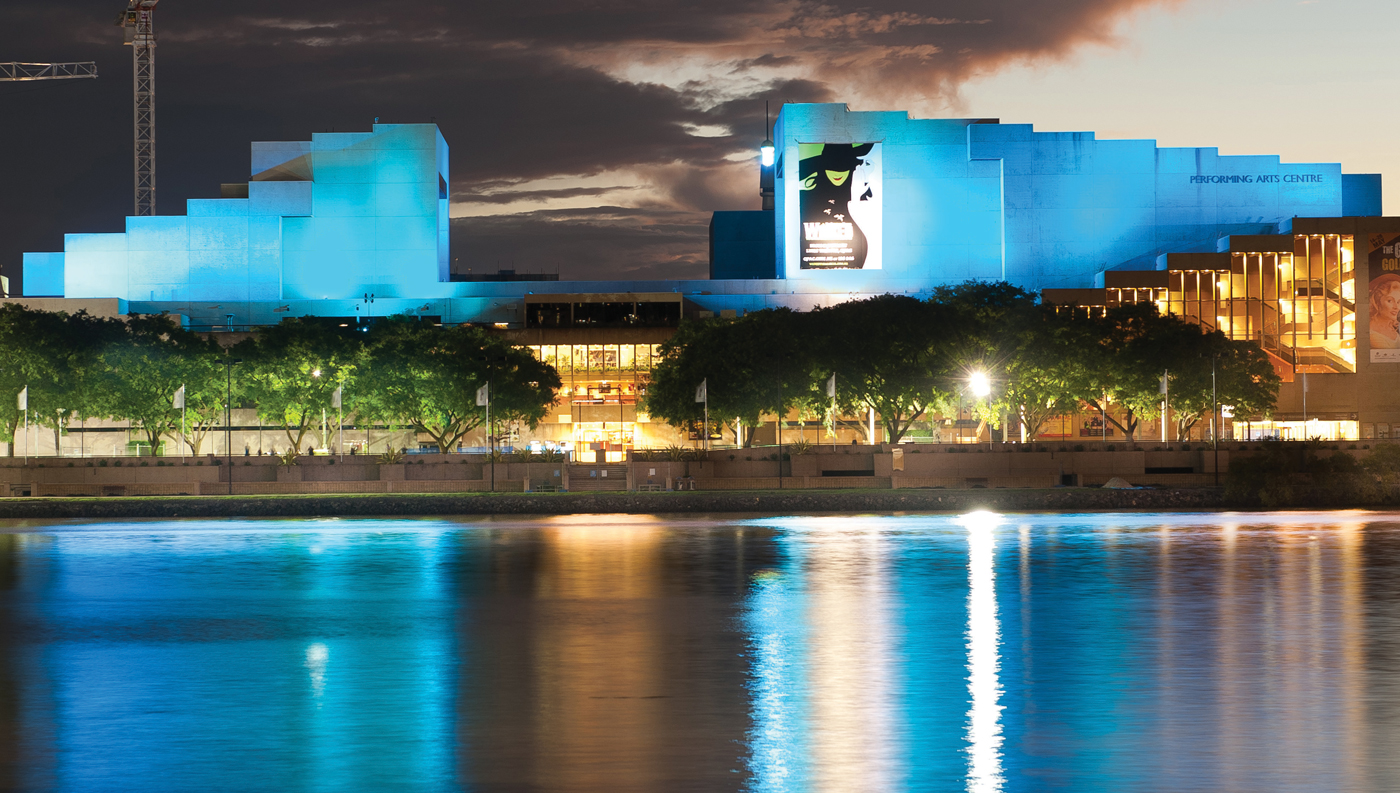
top-left (742, 517), bottom-right (901, 792)
top-left (305, 642), bottom-right (329, 700)
top-left (959, 511), bottom-right (1004, 793)
top-left (745, 569), bottom-right (809, 793)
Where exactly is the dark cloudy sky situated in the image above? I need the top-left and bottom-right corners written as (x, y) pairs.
top-left (2, 0), bottom-right (1395, 291)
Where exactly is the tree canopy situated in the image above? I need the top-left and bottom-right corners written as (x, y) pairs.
top-left (645, 308), bottom-right (816, 446)
top-left (96, 315), bottom-right (226, 452)
top-left (234, 319), bottom-right (362, 451)
top-left (355, 319), bottom-right (560, 453)
top-left (646, 283), bottom-right (1282, 446)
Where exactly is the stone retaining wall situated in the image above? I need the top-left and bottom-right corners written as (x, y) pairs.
top-left (0, 487), bottom-right (1230, 520)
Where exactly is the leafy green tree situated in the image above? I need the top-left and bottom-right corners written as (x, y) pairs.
top-left (1164, 333), bottom-right (1280, 441)
top-left (815, 295), bottom-right (958, 444)
top-left (97, 314), bottom-right (226, 454)
top-left (1074, 304), bottom-right (1177, 443)
top-left (175, 366), bottom-right (232, 455)
top-left (0, 305), bottom-right (119, 455)
top-left (1067, 305), bottom-right (1277, 444)
top-left (927, 281), bottom-right (1089, 441)
top-left (984, 305), bottom-right (1099, 440)
top-left (234, 319), bottom-right (363, 451)
top-left (355, 319), bottom-right (560, 453)
top-left (645, 309), bottom-right (816, 447)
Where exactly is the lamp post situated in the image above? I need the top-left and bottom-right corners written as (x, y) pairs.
top-left (970, 371), bottom-right (992, 449)
top-left (223, 356), bottom-right (242, 495)
top-left (1211, 352), bottom-right (1220, 487)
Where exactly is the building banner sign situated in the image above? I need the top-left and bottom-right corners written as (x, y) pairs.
top-left (1368, 233), bottom-right (1400, 362)
top-left (798, 142), bottom-right (881, 270)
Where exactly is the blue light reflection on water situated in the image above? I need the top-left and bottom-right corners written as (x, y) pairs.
top-left (737, 512), bottom-right (1397, 793)
top-left (6, 519), bottom-right (461, 792)
top-left (3, 512), bottom-right (1400, 792)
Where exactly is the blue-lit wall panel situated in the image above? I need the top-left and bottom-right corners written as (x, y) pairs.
top-left (772, 104), bottom-right (1371, 293)
top-left (31, 124), bottom-right (448, 303)
top-left (1344, 174), bottom-right (1383, 216)
top-left (21, 252), bottom-right (64, 296)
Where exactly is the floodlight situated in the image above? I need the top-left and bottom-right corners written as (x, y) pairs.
top-left (970, 371), bottom-right (991, 398)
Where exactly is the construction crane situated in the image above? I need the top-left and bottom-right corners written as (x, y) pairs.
top-left (118, 1), bottom-right (159, 217)
top-left (0, 62), bottom-right (97, 81)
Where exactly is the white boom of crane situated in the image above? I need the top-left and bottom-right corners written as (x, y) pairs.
top-left (0, 62), bottom-right (98, 81)
top-left (118, 1), bottom-right (159, 217)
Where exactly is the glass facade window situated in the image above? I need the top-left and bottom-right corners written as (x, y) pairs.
top-left (1238, 419), bottom-right (1360, 442)
top-left (524, 343), bottom-right (663, 457)
top-left (1153, 235), bottom-right (1356, 374)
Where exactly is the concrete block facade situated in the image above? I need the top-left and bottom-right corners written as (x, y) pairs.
top-left (25, 124), bottom-right (449, 305)
top-left (772, 104), bottom-right (1372, 292)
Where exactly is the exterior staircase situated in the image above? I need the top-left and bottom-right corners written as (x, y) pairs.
top-left (567, 464), bottom-right (630, 491)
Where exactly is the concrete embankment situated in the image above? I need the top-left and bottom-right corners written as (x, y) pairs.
top-left (0, 487), bottom-right (1229, 520)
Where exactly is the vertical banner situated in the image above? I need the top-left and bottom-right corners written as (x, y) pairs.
top-left (799, 142), bottom-right (881, 270)
top-left (1368, 233), bottom-right (1400, 362)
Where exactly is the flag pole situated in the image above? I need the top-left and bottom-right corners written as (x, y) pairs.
top-left (19, 386), bottom-right (28, 463)
top-left (488, 379), bottom-right (494, 492)
top-left (828, 373), bottom-right (837, 452)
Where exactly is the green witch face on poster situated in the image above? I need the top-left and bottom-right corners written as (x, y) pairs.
top-left (798, 143), bottom-right (881, 270)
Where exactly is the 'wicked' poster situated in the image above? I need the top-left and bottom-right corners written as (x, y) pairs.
top-left (798, 142), bottom-right (881, 270)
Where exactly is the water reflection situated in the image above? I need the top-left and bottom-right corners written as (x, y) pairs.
top-left (457, 515), bottom-right (772, 790)
top-left (960, 511), bottom-right (1004, 793)
top-left (1, 513), bottom-right (1399, 791)
top-left (743, 520), bottom-right (900, 792)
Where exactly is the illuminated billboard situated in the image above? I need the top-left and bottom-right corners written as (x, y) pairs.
top-left (798, 142), bottom-right (880, 270)
top-left (1368, 232), bottom-right (1400, 362)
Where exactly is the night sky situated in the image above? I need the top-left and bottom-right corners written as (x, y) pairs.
top-left (1, 0), bottom-right (1387, 292)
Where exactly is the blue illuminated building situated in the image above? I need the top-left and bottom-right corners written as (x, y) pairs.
top-left (16, 102), bottom-right (1400, 446)
top-left (16, 103), bottom-right (1383, 325)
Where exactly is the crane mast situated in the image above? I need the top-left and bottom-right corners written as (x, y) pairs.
top-left (0, 62), bottom-right (97, 81)
top-left (119, 1), bottom-right (159, 217)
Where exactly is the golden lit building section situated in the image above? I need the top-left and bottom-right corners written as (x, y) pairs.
top-left (1157, 235), bottom-right (1357, 374)
top-left (527, 343), bottom-right (664, 462)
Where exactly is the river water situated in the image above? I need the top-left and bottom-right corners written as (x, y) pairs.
top-left (2, 512), bottom-right (1398, 792)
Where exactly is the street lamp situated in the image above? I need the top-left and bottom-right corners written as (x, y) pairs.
top-left (969, 372), bottom-right (992, 448)
top-left (970, 372), bottom-right (991, 398)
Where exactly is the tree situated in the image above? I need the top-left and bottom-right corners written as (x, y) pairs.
top-left (927, 281), bottom-right (1088, 441)
top-left (234, 319), bottom-right (364, 452)
top-left (97, 314), bottom-right (226, 454)
top-left (815, 295), bottom-right (956, 444)
top-left (1074, 304), bottom-right (1175, 443)
top-left (0, 305), bottom-right (119, 456)
top-left (1165, 334), bottom-right (1280, 441)
top-left (356, 319), bottom-right (560, 454)
top-left (645, 309), bottom-right (816, 447)
top-left (990, 305), bottom-right (1099, 440)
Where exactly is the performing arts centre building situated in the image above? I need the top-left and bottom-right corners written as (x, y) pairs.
top-left (14, 103), bottom-right (1400, 458)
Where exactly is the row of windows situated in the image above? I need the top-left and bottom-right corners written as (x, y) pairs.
top-left (526, 344), bottom-right (665, 377)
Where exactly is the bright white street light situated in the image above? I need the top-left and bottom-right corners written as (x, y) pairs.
top-left (970, 371), bottom-right (991, 398)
